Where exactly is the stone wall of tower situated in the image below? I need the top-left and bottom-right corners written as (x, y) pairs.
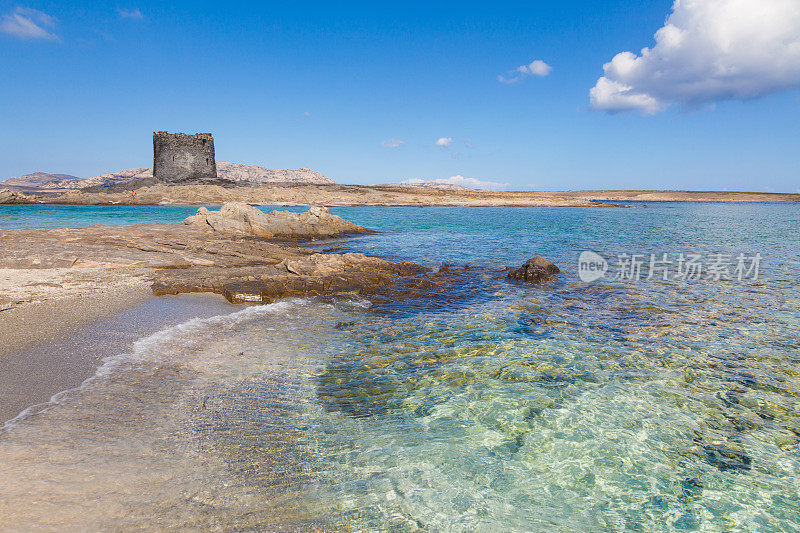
top-left (153, 132), bottom-right (217, 183)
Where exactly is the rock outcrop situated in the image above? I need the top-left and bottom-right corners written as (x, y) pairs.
top-left (183, 203), bottom-right (369, 240)
top-left (507, 256), bottom-right (560, 283)
top-left (155, 252), bottom-right (427, 304)
top-left (0, 219), bottom-right (427, 305)
top-left (0, 189), bottom-right (35, 204)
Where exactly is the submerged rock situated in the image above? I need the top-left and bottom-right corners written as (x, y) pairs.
top-left (507, 256), bottom-right (560, 283)
top-left (183, 202), bottom-right (369, 240)
top-left (704, 444), bottom-right (752, 472)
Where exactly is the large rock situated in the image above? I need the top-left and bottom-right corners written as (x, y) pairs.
top-left (0, 189), bottom-right (34, 204)
top-left (183, 202), bottom-right (369, 239)
top-left (507, 256), bottom-right (559, 283)
top-left (0, 220), bottom-right (430, 306)
top-left (188, 252), bottom-right (428, 304)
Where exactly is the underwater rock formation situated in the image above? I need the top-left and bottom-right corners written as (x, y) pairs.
top-left (506, 256), bottom-right (560, 283)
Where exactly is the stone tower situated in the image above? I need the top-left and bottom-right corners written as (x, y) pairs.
top-left (153, 132), bottom-right (217, 183)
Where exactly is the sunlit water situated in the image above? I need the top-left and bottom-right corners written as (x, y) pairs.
top-left (1, 203), bottom-right (799, 531)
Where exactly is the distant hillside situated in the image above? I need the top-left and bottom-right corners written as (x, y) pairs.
top-left (2, 164), bottom-right (335, 191)
top-left (216, 163), bottom-right (334, 185)
top-left (383, 179), bottom-right (472, 191)
top-left (2, 172), bottom-right (80, 190)
top-left (53, 168), bottom-right (154, 190)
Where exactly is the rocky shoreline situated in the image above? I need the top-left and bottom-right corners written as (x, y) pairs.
top-left (4, 183), bottom-right (798, 207)
top-left (0, 183), bottom-right (608, 207)
top-left (0, 204), bottom-right (426, 357)
top-left (0, 203), bottom-right (564, 358)
top-left (0, 201), bottom-right (562, 434)
top-left (0, 204), bottom-right (429, 307)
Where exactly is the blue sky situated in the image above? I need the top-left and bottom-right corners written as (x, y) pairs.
top-left (1, 0), bottom-right (799, 191)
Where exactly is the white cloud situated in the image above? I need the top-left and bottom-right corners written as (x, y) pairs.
top-left (1, 7), bottom-right (57, 40)
top-left (498, 59), bottom-right (552, 84)
top-left (435, 137), bottom-right (453, 148)
top-left (402, 175), bottom-right (510, 191)
top-left (118, 8), bottom-right (143, 19)
top-left (590, 0), bottom-right (800, 114)
top-left (381, 138), bottom-right (406, 148)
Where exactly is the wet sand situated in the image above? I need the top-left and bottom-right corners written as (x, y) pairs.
top-left (0, 297), bottom-right (340, 530)
top-left (1, 275), bottom-right (153, 359)
top-left (1, 293), bottom-right (238, 425)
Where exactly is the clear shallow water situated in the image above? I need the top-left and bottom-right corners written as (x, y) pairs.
top-left (0, 203), bottom-right (312, 229)
top-left (1, 203), bottom-right (799, 531)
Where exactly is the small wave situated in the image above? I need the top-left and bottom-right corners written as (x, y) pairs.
top-left (332, 295), bottom-right (373, 309)
top-left (1, 298), bottom-right (314, 433)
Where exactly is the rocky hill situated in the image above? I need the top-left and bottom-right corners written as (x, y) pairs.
top-left (2, 164), bottom-right (334, 191)
top-left (53, 168), bottom-right (154, 190)
top-left (216, 163), bottom-right (334, 185)
top-left (2, 172), bottom-right (80, 190)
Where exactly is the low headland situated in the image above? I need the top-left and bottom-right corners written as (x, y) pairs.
top-left (2, 163), bottom-right (797, 206)
top-left (3, 183), bottom-right (799, 206)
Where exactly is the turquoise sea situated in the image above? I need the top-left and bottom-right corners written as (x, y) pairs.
top-left (1, 203), bottom-right (799, 531)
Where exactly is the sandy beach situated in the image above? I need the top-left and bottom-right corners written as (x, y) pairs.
top-left (0, 268), bottom-right (153, 358)
top-left (0, 265), bottom-right (223, 424)
top-left (0, 293), bottom-right (237, 425)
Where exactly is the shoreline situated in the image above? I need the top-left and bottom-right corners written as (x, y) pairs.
top-left (0, 292), bottom-right (237, 425)
top-left (2, 201), bottom-right (797, 529)
top-left (0, 275), bottom-right (155, 423)
top-left (0, 205), bottom-right (431, 423)
top-left (3, 183), bottom-right (800, 206)
top-left (0, 278), bottom-right (153, 359)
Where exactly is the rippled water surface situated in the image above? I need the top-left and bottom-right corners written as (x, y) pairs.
top-left (1, 203), bottom-right (799, 531)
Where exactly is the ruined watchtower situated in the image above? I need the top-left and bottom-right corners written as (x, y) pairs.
top-left (153, 131), bottom-right (217, 183)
